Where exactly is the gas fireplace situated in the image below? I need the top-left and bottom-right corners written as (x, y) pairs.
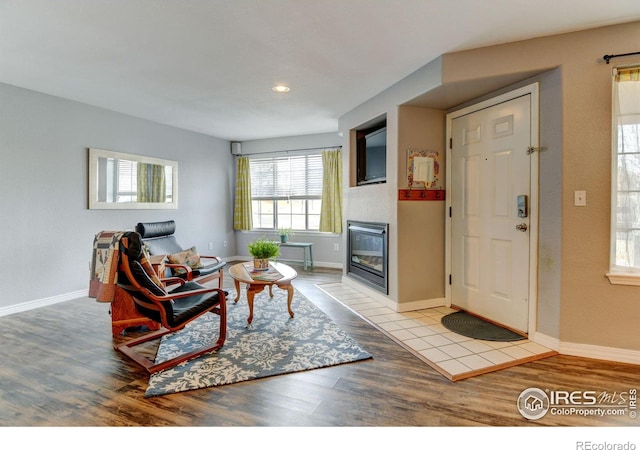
top-left (347, 220), bottom-right (388, 294)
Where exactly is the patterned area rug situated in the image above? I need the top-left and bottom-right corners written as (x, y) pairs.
top-left (145, 288), bottom-right (372, 397)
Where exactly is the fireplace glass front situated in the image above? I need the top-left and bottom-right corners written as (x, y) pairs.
top-left (347, 221), bottom-right (388, 294)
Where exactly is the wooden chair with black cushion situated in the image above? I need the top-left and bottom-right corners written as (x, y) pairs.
top-left (136, 220), bottom-right (226, 288)
top-left (115, 231), bottom-right (227, 374)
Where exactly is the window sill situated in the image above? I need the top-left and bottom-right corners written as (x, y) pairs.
top-left (606, 271), bottom-right (640, 286)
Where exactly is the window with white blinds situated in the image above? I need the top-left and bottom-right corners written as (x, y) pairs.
top-left (250, 154), bottom-right (323, 231)
top-left (116, 159), bottom-right (137, 202)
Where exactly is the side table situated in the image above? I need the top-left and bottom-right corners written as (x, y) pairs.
top-left (228, 261), bottom-right (298, 326)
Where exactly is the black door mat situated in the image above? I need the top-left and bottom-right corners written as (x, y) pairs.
top-left (441, 311), bottom-right (526, 342)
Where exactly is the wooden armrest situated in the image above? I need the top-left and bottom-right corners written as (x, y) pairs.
top-left (162, 276), bottom-right (186, 287)
top-left (200, 255), bottom-right (223, 263)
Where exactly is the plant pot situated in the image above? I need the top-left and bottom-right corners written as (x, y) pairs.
top-left (253, 258), bottom-right (270, 271)
top-left (280, 235), bottom-right (288, 243)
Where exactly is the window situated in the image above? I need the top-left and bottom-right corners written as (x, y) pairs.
top-left (250, 154), bottom-right (323, 231)
top-left (115, 158), bottom-right (136, 202)
top-left (609, 66), bottom-right (640, 284)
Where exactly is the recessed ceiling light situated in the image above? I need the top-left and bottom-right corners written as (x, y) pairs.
top-left (272, 85), bottom-right (290, 93)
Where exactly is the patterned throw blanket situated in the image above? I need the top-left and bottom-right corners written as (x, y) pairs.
top-left (89, 231), bottom-right (125, 302)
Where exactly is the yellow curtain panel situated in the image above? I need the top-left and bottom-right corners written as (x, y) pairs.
top-left (137, 163), bottom-right (166, 203)
top-left (319, 149), bottom-right (343, 233)
top-left (233, 156), bottom-right (253, 230)
top-left (615, 67), bottom-right (640, 82)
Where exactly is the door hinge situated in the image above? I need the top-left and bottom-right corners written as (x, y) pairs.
top-left (449, 206), bottom-right (452, 217)
top-left (449, 138), bottom-right (453, 149)
top-left (449, 274), bottom-right (452, 285)
top-left (526, 146), bottom-right (544, 155)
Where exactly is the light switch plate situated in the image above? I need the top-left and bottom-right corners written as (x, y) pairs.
top-left (574, 190), bottom-right (586, 207)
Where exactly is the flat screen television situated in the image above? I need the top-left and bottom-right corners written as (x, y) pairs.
top-left (356, 122), bottom-right (387, 186)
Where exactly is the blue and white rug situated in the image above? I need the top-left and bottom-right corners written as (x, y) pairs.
top-left (145, 287), bottom-right (372, 397)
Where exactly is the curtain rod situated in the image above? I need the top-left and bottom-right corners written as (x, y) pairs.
top-left (603, 51), bottom-right (640, 64)
top-left (238, 145), bottom-right (342, 157)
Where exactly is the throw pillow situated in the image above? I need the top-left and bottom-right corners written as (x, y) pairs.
top-left (167, 246), bottom-right (204, 275)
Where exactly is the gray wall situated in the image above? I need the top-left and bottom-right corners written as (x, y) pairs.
top-left (234, 133), bottom-right (344, 268)
top-left (0, 82), bottom-right (234, 313)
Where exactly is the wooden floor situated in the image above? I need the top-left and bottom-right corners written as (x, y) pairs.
top-left (0, 262), bottom-right (638, 428)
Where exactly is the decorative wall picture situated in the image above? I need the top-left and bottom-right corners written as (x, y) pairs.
top-left (407, 149), bottom-right (440, 189)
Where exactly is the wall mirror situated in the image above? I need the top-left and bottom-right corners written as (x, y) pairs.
top-left (407, 149), bottom-right (440, 188)
top-left (88, 148), bottom-right (178, 209)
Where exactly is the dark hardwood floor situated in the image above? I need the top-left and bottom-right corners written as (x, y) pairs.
top-left (0, 262), bottom-right (638, 430)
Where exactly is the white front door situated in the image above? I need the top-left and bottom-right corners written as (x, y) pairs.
top-left (448, 87), bottom-right (537, 333)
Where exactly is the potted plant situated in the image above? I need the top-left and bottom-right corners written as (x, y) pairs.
top-left (276, 227), bottom-right (295, 243)
top-left (247, 237), bottom-right (281, 270)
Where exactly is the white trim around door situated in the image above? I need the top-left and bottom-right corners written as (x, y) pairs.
top-left (445, 82), bottom-right (540, 337)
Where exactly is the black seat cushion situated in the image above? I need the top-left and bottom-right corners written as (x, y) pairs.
top-left (129, 260), bottom-right (167, 297)
top-left (144, 235), bottom-right (184, 255)
top-left (167, 282), bottom-right (224, 328)
top-left (121, 259), bottom-right (224, 328)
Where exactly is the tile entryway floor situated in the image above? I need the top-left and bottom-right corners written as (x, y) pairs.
top-left (317, 282), bottom-right (557, 381)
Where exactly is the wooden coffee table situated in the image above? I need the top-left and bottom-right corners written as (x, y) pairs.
top-left (228, 261), bottom-right (298, 325)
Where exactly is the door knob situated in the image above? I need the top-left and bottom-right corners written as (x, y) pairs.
top-left (516, 223), bottom-right (528, 232)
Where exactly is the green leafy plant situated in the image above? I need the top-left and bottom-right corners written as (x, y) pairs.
top-left (247, 237), bottom-right (281, 259)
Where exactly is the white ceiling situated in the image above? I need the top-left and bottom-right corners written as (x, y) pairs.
top-left (2, 1), bottom-right (640, 142)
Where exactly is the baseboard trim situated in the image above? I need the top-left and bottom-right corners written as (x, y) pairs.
top-left (0, 289), bottom-right (88, 317)
top-left (530, 332), bottom-right (640, 366)
top-left (559, 340), bottom-right (640, 366)
top-left (530, 331), bottom-right (560, 351)
top-left (396, 297), bottom-right (446, 312)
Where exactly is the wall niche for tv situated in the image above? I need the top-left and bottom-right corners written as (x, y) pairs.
top-left (356, 119), bottom-right (387, 186)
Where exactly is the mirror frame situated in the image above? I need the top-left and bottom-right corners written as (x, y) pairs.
top-left (88, 148), bottom-right (179, 210)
